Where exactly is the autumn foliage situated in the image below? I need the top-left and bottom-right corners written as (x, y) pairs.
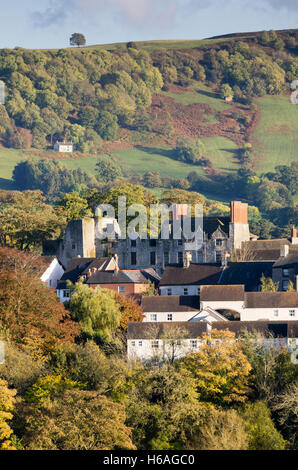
top-left (0, 247), bottom-right (79, 358)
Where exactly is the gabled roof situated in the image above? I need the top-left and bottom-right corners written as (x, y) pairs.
top-left (160, 263), bottom-right (222, 286)
top-left (245, 292), bottom-right (298, 309)
top-left (200, 284), bottom-right (245, 301)
top-left (189, 307), bottom-right (228, 322)
top-left (242, 240), bottom-right (298, 261)
top-left (127, 321), bottom-right (208, 339)
top-left (57, 257), bottom-right (108, 289)
top-left (273, 253), bottom-right (298, 268)
top-left (141, 296), bottom-right (200, 312)
top-left (86, 269), bottom-right (148, 285)
top-left (203, 216), bottom-right (230, 237)
top-left (219, 261), bottom-right (274, 291)
top-left (214, 321), bottom-right (298, 338)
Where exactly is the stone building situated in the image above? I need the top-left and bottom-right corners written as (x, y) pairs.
top-left (44, 201), bottom-right (252, 272)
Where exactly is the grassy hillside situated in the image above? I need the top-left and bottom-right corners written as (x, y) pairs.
top-left (253, 95), bottom-right (298, 174)
top-left (0, 29), bottom-right (297, 206)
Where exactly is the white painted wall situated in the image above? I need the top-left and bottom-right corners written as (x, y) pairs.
top-left (127, 338), bottom-right (201, 362)
top-left (241, 308), bottom-right (297, 321)
top-left (143, 311), bottom-right (199, 322)
top-left (41, 259), bottom-right (64, 289)
top-left (160, 285), bottom-right (201, 296)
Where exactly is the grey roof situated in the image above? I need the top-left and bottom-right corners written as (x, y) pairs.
top-left (160, 263), bottom-right (222, 287)
top-left (273, 253), bottom-right (298, 268)
top-left (57, 257), bottom-right (108, 289)
top-left (86, 269), bottom-right (148, 285)
top-left (242, 240), bottom-right (298, 261)
top-left (214, 321), bottom-right (298, 338)
top-left (141, 296), bottom-right (200, 312)
top-left (203, 216), bottom-right (230, 237)
top-left (219, 262), bottom-right (274, 291)
top-left (245, 292), bottom-right (298, 309)
top-left (127, 321), bottom-right (208, 339)
top-left (200, 285), bottom-right (245, 301)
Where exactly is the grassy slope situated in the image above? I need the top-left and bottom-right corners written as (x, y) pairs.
top-left (253, 95), bottom-right (298, 174)
top-left (1, 35), bottom-right (297, 202)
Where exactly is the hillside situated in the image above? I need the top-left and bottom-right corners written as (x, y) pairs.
top-left (0, 28), bottom-right (297, 208)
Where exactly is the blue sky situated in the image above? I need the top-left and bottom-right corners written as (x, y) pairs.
top-left (1, 0), bottom-right (297, 49)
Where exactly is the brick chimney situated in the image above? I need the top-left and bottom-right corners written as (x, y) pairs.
top-left (172, 204), bottom-right (189, 221)
top-left (291, 226), bottom-right (298, 245)
top-left (230, 201), bottom-right (248, 224)
top-left (229, 201), bottom-right (250, 250)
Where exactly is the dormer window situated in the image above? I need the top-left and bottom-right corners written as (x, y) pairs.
top-left (216, 239), bottom-right (222, 246)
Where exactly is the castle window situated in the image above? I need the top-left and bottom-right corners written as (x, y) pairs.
top-left (131, 252), bottom-right (137, 265)
top-left (216, 239), bottom-right (223, 246)
top-left (72, 244), bottom-right (76, 250)
top-left (178, 252), bottom-right (183, 264)
top-left (178, 240), bottom-right (183, 246)
top-left (164, 252), bottom-right (169, 266)
top-left (216, 252), bottom-right (222, 263)
top-left (131, 240), bottom-right (136, 247)
top-left (150, 251), bottom-right (156, 265)
top-left (149, 239), bottom-right (157, 247)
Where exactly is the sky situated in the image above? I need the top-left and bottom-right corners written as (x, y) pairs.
top-left (0, 0), bottom-right (297, 49)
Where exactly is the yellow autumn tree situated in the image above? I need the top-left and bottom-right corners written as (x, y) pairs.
top-left (0, 378), bottom-right (16, 450)
top-left (181, 329), bottom-right (252, 406)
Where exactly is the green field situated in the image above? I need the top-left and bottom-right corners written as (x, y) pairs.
top-left (0, 135), bottom-right (239, 195)
top-left (253, 95), bottom-right (298, 174)
top-left (113, 136), bottom-right (239, 178)
top-left (164, 83), bottom-right (230, 112)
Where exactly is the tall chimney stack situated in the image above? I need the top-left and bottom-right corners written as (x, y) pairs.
top-left (291, 227), bottom-right (298, 245)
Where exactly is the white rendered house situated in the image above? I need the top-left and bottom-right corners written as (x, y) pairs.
top-left (40, 256), bottom-right (64, 289)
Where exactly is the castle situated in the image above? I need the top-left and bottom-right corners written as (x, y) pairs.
top-left (46, 201), bottom-right (252, 273)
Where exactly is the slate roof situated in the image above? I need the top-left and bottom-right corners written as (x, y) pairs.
top-left (245, 292), bottom-right (298, 309)
top-left (141, 296), bottom-right (200, 312)
top-left (214, 321), bottom-right (298, 338)
top-left (86, 269), bottom-right (148, 285)
top-left (273, 253), bottom-right (298, 268)
top-left (200, 285), bottom-right (245, 301)
top-left (219, 262), bottom-right (274, 291)
top-left (57, 257), bottom-right (108, 289)
top-left (243, 240), bottom-right (298, 261)
top-left (127, 321), bottom-right (208, 339)
top-left (160, 263), bottom-right (222, 287)
top-left (203, 216), bottom-right (230, 237)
